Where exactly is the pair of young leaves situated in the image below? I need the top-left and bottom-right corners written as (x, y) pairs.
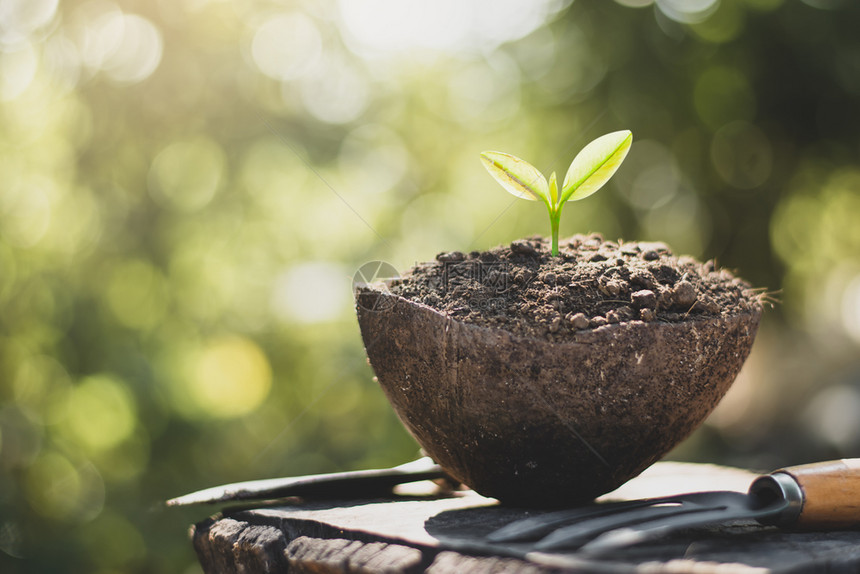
top-left (480, 130), bottom-right (632, 255)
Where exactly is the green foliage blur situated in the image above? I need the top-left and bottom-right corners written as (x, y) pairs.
top-left (2, 0), bottom-right (860, 571)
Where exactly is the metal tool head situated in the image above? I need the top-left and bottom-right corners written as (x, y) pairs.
top-left (484, 484), bottom-right (796, 555)
top-left (165, 457), bottom-right (447, 507)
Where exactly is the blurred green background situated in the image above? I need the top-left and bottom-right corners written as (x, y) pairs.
top-left (2, 0), bottom-right (860, 571)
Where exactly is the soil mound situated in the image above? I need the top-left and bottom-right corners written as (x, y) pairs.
top-left (389, 234), bottom-right (762, 342)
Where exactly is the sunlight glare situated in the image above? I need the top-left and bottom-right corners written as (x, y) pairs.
top-left (271, 262), bottom-right (350, 324)
top-left (337, 0), bottom-right (565, 57)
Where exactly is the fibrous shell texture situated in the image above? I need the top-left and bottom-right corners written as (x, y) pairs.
top-left (356, 237), bottom-right (762, 506)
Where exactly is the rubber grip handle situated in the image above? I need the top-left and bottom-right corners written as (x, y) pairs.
top-left (778, 459), bottom-right (860, 528)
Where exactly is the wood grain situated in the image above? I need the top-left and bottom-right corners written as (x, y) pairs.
top-left (191, 518), bottom-right (289, 574)
top-left (780, 458), bottom-right (860, 529)
top-left (285, 537), bottom-right (423, 574)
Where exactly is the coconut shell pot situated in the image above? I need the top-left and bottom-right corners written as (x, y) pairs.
top-left (356, 238), bottom-right (762, 506)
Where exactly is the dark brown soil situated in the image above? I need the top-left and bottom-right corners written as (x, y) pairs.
top-left (389, 234), bottom-right (761, 342)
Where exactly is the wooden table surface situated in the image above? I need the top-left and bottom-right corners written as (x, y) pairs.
top-left (189, 462), bottom-right (860, 573)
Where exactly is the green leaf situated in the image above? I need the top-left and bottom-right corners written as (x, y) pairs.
top-left (548, 171), bottom-right (558, 206)
top-left (480, 151), bottom-right (549, 204)
top-left (560, 130), bottom-right (632, 204)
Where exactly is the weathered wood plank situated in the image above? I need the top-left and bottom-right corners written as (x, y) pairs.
top-left (426, 551), bottom-right (555, 574)
top-left (188, 462), bottom-right (860, 574)
top-left (192, 518), bottom-right (289, 574)
top-left (192, 518), bottom-right (244, 574)
top-left (285, 536), bottom-right (424, 574)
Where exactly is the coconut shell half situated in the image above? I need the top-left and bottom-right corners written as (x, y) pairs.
top-left (356, 288), bottom-right (761, 506)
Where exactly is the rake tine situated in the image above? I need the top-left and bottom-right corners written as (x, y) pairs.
top-left (534, 502), bottom-right (722, 551)
top-left (578, 505), bottom-right (758, 555)
top-left (486, 499), bottom-right (669, 542)
top-left (487, 496), bottom-right (684, 543)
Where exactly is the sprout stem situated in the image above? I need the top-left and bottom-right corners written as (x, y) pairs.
top-left (550, 209), bottom-right (560, 257)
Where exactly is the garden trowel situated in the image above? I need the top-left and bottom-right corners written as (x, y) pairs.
top-left (165, 457), bottom-right (447, 507)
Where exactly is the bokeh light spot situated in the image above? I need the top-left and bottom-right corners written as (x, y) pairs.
top-left (0, 0), bottom-right (59, 45)
top-left (841, 274), bottom-right (860, 344)
top-left (0, 406), bottom-right (43, 469)
top-left (711, 121), bottom-right (773, 189)
top-left (338, 124), bottom-right (409, 195)
top-left (298, 56), bottom-right (369, 124)
top-left (447, 54), bottom-right (521, 124)
top-left (189, 336), bottom-right (272, 419)
top-left (271, 262), bottom-right (351, 324)
top-left (240, 137), bottom-right (310, 218)
top-left (42, 33), bottom-right (82, 92)
top-left (44, 185), bottom-right (102, 256)
top-left (102, 13), bottom-right (163, 84)
top-left (643, 193), bottom-right (710, 257)
top-left (771, 168), bottom-right (860, 330)
top-left (76, 5), bottom-right (163, 84)
top-left (804, 384), bottom-right (860, 450)
top-left (399, 192), bottom-right (476, 257)
top-left (0, 42), bottom-right (37, 101)
top-left (94, 431), bottom-right (149, 484)
top-left (80, 511), bottom-right (146, 568)
top-left (64, 375), bottom-right (136, 453)
top-left (694, 66), bottom-right (756, 130)
top-left (337, 0), bottom-right (468, 55)
top-left (620, 141), bottom-right (681, 210)
top-left (13, 354), bottom-right (71, 417)
top-left (656, 0), bottom-right (720, 23)
top-left (508, 26), bottom-right (557, 82)
top-left (168, 242), bottom-right (237, 323)
top-left (0, 241), bottom-right (16, 303)
top-left (0, 178), bottom-right (52, 247)
top-left (25, 451), bottom-right (106, 522)
top-left (337, 0), bottom-right (564, 57)
top-left (105, 259), bottom-right (167, 331)
top-left (73, 1), bottom-right (122, 69)
top-left (25, 452), bottom-right (81, 519)
top-left (251, 13), bottom-right (322, 81)
top-left (770, 194), bottom-right (818, 265)
top-left (800, 0), bottom-right (846, 9)
top-left (690, 0), bottom-right (745, 43)
top-left (630, 164), bottom-right (680, 210)
top-left (743, 0), bottom-right (783, 9)
top-left (148, 137), bottom-right (225, 212)
top-left (614, 0), bottom-right (654, 7)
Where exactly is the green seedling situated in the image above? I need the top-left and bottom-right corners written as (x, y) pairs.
top-left (481, 130), bottom-right (633, 257)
